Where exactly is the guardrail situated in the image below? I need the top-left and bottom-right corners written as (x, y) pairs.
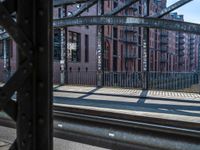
top-left (1, 104), bottom-right (200, 150)
top-left (104, 72), bottom-right (199, 93)
top-left (1, 70), bottom-right (199, 93)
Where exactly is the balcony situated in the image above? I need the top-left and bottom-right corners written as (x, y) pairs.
top-left (160, 32), bottom-right (168, 37)
top-left (124, 27), bottom-right (137, 33)
top-left (160, 46), bottom-right (168, 52)
top-left (179, 45), bottom-right (184, 51)
top-left (190, 59), bottom-right (195, 65)
top-left (179, 59), bottom-right (185, 65)
top-left (179, 39), bottom-right (185, 45)
top-left (190, 54), bottom-right (194, 60)
top-left (125, 53), bottom-right (137, 59)
top-left (190, 45), bottom-right (195, 50)
top-left (121, 38), bottom-right (137, 45)
top-left (160, 56), bottom-right (167, 63)
top-left (160, 38), bottom-right (168, 45)
top-left (179, 51), bottom-right (184, 56)
top-left (179, 34), bottom-right (184, 39)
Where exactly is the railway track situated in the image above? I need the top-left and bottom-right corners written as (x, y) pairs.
top-left (0, 103), bottom-right (200, 150)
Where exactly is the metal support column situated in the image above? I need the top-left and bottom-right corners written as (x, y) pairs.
top-left (60, 6), bottom-right (67, 85)
top-left (97, 0), bottom-right (104, 87)
top-left (17, 0), bottom-right (53, 149)
top-left (143, 0), bottom-right (150, 90)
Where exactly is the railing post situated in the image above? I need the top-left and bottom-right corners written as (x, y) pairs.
top-left (60, 6), bottom-right (67, 85)
top-left (97, 0), bottom-right (104, 87)
top-left (142, 0), bottom-right (150, 90)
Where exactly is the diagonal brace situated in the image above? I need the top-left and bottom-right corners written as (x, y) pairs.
top-left (71, 0), bottom-right (98, 17)
top-left (0, 61), bottom-right (32, 112)
top-left (152, 0), bottom-right (193, 18)
top-left (104, 0), bottom-right (139, 16)
top-left (0, 3), bottom-right (32, 52)
top-left (2, 0), bottom-right (17, 14)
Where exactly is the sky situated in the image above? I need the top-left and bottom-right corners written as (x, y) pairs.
top-left (167, 0), bottom-right (200, 24)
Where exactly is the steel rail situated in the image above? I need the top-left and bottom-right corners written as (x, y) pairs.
top-left (0, 104), bottom-right (200, 150)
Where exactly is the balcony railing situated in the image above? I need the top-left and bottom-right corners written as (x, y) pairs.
top-left (179, 45), bottom-right (184, 50)
top-left (179, 39), bottom-right (185, 45)
top-left (160, 32), bottom-right (168, 37)
top-left (160, 38), bottom-right (168, 45)
top-left (160, 46), bottom-right (168, 52)
top-left (179, 59), bottom-right (185, 65)
top-left (121, 38), bottom-right (137, 45)
top-left (67, 71), bottom-right (97, 86)
top-left (124, 27), bottom-right (137, 33)
top-left (160, 57), bottom-right (167, 63)
top-left (124, 53), bottom-right (137, 59)
top-left (179, 51), bottom-right (184, 56)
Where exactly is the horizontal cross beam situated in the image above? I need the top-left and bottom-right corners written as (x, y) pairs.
top-left (53, 0), bottom-right (89, 6)
top-left (54, 16), bottom-right (200, 34)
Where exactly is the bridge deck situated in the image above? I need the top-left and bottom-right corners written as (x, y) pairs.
top-left (54, 85), bottom-right (200, 124)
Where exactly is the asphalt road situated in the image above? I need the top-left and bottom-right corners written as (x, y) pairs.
top-left (0, 126), bottom-right (108, 150)
top-left (53, 90), bottom-right (200, 123)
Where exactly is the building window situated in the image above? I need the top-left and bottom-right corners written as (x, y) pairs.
top-left (85, 34), bottom-right (89, 62)
top-left (113, 27), bottom-right (118, 39)
top-left (68, 31), bottom-right (81, 62)
top-left (53, 29), bottom-right (61, 60)
top-left (58, 8), bottom-right (61, 18)
top-left (113, 40), bottom-right (118, 56)
top-left (113, 1), bottom-right (118, 8)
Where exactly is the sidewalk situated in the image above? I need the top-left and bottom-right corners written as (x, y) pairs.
top-left (54, 85), bottom-right (200, 101)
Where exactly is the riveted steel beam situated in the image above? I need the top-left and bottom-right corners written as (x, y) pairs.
top-left (3, 100), bottom-right (17, 121)
top-left (53, 0), bottom-right (89, 6)
top-left (104, 0), bottom-right (139, 16)
top-left (54, 16), bottom-right (200, 34)
top-left (2, 0), bottom-right (17, 14)
top-left (17, 0), bottom-right (53, 149)
top-left (71, 0), bottom-right (98, 17)
top-left (0, 3), bottom-right (32, 53)
top-left (153, 0), bottom-right (193, 18)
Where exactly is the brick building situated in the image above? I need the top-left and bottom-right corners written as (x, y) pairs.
top-left (0, 0), bottom-right (199, 84)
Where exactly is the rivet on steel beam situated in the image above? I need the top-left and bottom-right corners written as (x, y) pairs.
top-left (29, 50), bottom-right (33, 55)
top-left (38, 117), bottom-right (44, 124)
top-left (39, 10), bottom-right (44, 16)
top-left (21, 113), bottom-right (26, 120)
top-left (39, 82), bottom-right (44, 88)
top-left (39, 47), bottom-right (44, 53)
top-left (1, 92), bottom-right (6, 99)
top-left (28, 120), bottom-right (32, 126)
top-left (25, 92), bottom-right (30, 97)
top-left (29, 62), bottom-right (33, 68)
top-left (23, 69), bottom-right (27, 74)
top-left (23, 42), bottom-right (27, 47)
top-left (1, 14), bottom-right (7, 19)
top-left (24, 19), bottom-right (29, 24)
top-left (28, 133), bottom-right (32, 138)
top-left (21, 140), bottom-right (26, 147)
